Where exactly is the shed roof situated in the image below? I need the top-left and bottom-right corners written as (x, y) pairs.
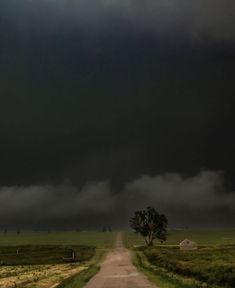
top-left (179, 239), bottom-right (197, 246)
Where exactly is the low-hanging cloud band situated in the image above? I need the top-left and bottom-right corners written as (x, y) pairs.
top-left (0, 171), bottom-right (234, 229)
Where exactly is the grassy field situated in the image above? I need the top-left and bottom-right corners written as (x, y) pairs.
top-left (0, 263), bottom-right (87, 288)
top-left (143, 245), bottom-right (235, 288)
top-left (126, 230), bottom-right (235, 288)
top-left (125, 229), bottom-right (235, 247)
top-left (0, 245), bottom-right (95, 265)
top-left (0, 231), bottom-right (116, 288)
top-left (0, 245), bottom-right (95, 287)
top-left (0, 231), bottom-right (116, 248)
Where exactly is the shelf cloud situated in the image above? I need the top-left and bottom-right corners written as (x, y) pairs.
top-left (1, 171), bottom-right (234, 228)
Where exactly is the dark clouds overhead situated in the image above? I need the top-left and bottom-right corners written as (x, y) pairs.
top-left (0, 0), bottom-right (235, 227)
top-left (2, 0), bottom-right (235, 41)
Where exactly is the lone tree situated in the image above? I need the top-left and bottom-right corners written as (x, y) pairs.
top-left (130, 206), bottom-right (168, 246)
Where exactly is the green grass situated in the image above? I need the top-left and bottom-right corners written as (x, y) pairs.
top-left (142, 245), bottom-right (235, 287)
top-left (125, 229), bottom-right (235, 247)
top-left (0, 245), bottom-right (95, 265)
top-left (0, 231), bottom-right (116, 248)
top-left (0, 231), bottom-right (116, 265)
top-left (132, 250), bottom-right (184, 288)
top-left (57, 249), bottom-right (105, 288)
top-left (126, 230), bottom-right (235, 288)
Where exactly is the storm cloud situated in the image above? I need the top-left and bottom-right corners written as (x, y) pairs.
top-left (1, 0), bottom-right (235, 41)
top-left (2, 0), bottom-right (235, 41)
top-left (1, 171), bottom-right (234, 229)
top-left (1, 1), bottom-right (235, 228)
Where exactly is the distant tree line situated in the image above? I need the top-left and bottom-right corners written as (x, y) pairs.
top-left (102, 226), bottom-right (112, 232)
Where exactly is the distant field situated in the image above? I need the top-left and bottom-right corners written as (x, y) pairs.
top-left (0, 232), bottom-right (115, 287)
top-left (0, 245), bottom-right (95, 265)
top-left (125, 229), bottom-right (235, 247)
top-left (0, 231), bottom-right (116, 248)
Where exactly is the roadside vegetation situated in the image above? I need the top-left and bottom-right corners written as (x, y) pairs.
top-left (126, 230), bottom-right (235, 288)
top-left (57, 249), bottom-right (105, 288)
top-left (144, 245), bottom-right (235, 287)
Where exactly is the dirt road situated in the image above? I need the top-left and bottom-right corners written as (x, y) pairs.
top-left (85, 232), bottom-right (158, 288)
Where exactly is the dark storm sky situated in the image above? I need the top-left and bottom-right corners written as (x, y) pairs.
top-left (0, 0), bottom-right (235, 228)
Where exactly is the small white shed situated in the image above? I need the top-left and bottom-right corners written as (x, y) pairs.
top-left (179, 239), bottom-right (198, 250)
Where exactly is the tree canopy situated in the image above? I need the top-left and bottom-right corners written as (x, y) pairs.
top-left (130, 206), bottom-right (168, 246)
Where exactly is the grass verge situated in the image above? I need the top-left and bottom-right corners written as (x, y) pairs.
top-left (132, 248), bottom-right (218, 288)
top-left (56, 249), bottom-right (106, 288)
top-left (133, 249), bottom-right (181, 288)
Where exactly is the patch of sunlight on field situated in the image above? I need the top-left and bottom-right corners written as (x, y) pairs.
top-left (0, 264), bottom-right (86, 288)
top-left (125, 229), bottom-right (235, 247)
top-left (0, 231), bottom-right (116, 248)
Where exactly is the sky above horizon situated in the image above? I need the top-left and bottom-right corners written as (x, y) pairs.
top-left (0, 0), bottom-right (235, 228)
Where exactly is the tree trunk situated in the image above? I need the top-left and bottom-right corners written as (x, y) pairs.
top-left (145, 234), bottom-right (154, 246)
